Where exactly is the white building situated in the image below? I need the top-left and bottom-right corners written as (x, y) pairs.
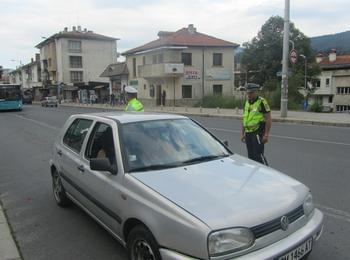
top-left (35, 26), bottom-right (118, 102)
top-left (122, 24), bottom-right (239, 106)
top-left (313, 50), bottom-right (350, 112)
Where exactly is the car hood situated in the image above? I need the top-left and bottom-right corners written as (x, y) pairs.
top-left (131, 154), bottom-right (309, 230)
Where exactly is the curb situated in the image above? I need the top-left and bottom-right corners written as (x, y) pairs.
top-left (58, 103), bottom-right (350, 127)
top-left (0, 203), bottom-right (21, 260)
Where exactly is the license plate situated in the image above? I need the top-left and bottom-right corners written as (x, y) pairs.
top-left (278, 238), bottom-right (313, 260)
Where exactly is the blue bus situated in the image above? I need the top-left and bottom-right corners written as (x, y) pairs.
top-left (0, 84), bottom-right (23, 111)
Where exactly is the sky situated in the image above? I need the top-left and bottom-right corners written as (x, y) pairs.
top-left (1, 0), bottom-right (349, 69)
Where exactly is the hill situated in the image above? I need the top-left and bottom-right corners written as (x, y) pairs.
top-left (311, 31), bottom-right (350, 54)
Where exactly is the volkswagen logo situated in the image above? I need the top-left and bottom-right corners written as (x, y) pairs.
top-left (280, 216), bottom-right (289, 231)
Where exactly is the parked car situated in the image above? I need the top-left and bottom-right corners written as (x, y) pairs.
top-left (41, 96), bottom-right (58, 107)
top-left (22, 94), bottom-right (33, 104)
top-left (50, 112), bottom-right (323, 260)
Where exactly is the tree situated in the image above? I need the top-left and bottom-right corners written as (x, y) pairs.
top-left (241, 16), bottom-right (320, 106)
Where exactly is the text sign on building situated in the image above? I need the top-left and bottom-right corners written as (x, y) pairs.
top-left (290, 49), bottom-right (297, 64)
top-left (184, 69), bottom-right (201, 80)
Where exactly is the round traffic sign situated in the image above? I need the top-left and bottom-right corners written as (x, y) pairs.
top-left (290, 49), bottom-right (297, 64)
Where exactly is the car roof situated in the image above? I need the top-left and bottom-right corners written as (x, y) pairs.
top-left (71, 112), bottom-right (188, 124)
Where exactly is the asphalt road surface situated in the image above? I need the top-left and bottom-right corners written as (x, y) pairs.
top-left (0, 105), bottom-right (349, 260)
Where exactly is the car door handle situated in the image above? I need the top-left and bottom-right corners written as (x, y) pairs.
top-left (77, 165), bottom-right (85, 172)
top-left (57, 150), bottom-right (62, 156)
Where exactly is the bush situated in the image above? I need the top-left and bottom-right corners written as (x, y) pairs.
top-left (309, 102), bottom-right (322, 112)
top-left (194, 95), bottom-right (242, 109)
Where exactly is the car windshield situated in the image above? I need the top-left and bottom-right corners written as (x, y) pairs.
top-left (121, 119), bottom-right (231, 172)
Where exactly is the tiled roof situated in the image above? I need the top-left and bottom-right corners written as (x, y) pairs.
top-left (36, 31), bottom-right (118, 48)
top-left (319, 55), bottom-right (350, 69)
top-left (123, 27), bottom-right (239, 55)
top-left (100, 62), bottom-right (129, 77)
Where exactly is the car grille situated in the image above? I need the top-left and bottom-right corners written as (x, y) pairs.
top-left (251, 205), bottom-right (304, 239)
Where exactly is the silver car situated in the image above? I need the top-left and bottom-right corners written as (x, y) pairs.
top-left (50, 112), bottom-right (323, 260)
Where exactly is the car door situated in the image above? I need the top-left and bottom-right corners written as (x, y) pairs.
top-left (58, 118), bottom-right (93, 202)
top-left (79, 120), bottom-right (125, 239)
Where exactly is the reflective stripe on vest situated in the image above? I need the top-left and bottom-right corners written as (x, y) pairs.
top-left (243, 97), bottom-right (265, 133)
top-left (125, 98), bottom-right (144, 112)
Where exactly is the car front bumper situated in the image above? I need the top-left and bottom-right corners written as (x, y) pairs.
top-left (159, 209), bottom-right (323, 260)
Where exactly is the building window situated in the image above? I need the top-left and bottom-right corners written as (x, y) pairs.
top-left (48, 58), bottom-right (52, 67)
top-left (325, 78), bottom-right (330, 86)
top-left (70, 71), bottom-right (83, 82)
top-left (181, 53), bottom-right (192, 66)
top-left (152, 55), bottom-right (157, 64)
top-left (69, 56), bottom-right (82, 68)
top-left (133, 58), bottom-right (137, 77)
top-left (328, 96), bottom-right (333, 103)
top-left (182, 85), bottom-right (192, 98)
top-left (213, 53), bottom-right (223, 66)
top-left (158, 53), bottom-right (163, 63)
top-left (144, 84), bottom-right (147, 90)
top-left (316, 80), bottom-right (321, 88)
top-left (143, 56), bottom-right (146, 65)
top-left (337, 87), bottom-right (350, 94)
top-left (213, 84), bottom-right (223, 96)
top-left (336, 105), bottom-right (350, 112)
top-left (68, 40), bottom-right (82, 53)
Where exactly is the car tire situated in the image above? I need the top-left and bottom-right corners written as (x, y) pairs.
top-left (52, 170), bottom-right (70, 207)
top-left (127, 225), bottom-right (161, 260)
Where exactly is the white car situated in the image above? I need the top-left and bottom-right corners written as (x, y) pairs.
top-left (50, 112), bottom-right (323, 259)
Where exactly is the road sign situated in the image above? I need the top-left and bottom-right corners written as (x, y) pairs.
top-left (290, 49), bottom-right (297, 64)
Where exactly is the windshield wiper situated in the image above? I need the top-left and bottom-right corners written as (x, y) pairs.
top-left (182, 154), bottom-right (229, 164)
top-left (130, 163), bottom-right (181, 173)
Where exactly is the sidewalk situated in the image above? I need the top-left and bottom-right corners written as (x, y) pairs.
top-left (61, 102), bottom-right (350, 127)
top-left (0, 203), bottom-right (21, 260)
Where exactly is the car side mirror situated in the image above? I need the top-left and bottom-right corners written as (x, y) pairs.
top-left (222, 140), bottom-right (229, 147)
top-left (90, 158), bottom-right (117, 175)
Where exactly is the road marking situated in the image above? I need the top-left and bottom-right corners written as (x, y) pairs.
top-left (208, 127), bottom-right (350, 146)
top-left (14, 115), bottom-right (60, 131)
top-left (316, 204), bottom-right (350, 223)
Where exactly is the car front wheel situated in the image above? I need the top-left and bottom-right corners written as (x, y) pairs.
top-left (127, 225), bottom-right (161, 260)
top-left (52, 170), bottom-right (70, 207)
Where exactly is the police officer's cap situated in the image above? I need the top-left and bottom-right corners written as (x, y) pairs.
top-left (245, 83), bottom-right (260, 92)
top-left (125, 86), bottom-right (138, 94)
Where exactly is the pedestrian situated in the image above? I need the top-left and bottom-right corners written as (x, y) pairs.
top-left (124, 86), bottom-right (144, 112)
top-left (110, 92), bottom-right (115, 106)
top-left (241, 83), bottom-right (271, 165)
top-left (161, 90), bottom-right (166, 106)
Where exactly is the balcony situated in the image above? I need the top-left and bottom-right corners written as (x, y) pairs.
top-left (138, 63), bottom-right (184, 79)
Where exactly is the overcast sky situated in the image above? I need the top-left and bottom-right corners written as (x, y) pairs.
top-left (1, 0), bottom-right (349, 69)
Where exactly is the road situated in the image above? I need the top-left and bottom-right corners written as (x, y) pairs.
top-left (0, 105), bottom-right (349, 260)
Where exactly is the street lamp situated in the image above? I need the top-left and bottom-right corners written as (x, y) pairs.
top-left (299, 54), bottom-right (307, 89)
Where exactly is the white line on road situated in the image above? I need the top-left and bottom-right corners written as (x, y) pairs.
top-left (208, 127), bottom-right (350, 146)
top-left (315, 204), bottom-right (350, 223)
top-left (14, 114), bottom-right (60, 131)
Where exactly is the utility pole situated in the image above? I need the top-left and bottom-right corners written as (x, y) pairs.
top-left (280, 0), bottom-right (290, 118)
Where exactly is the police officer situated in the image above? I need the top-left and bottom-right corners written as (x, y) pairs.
top-left (125, 86), bottom-right (144, 112)
top-left (241, 83), bottom-right (271, 165)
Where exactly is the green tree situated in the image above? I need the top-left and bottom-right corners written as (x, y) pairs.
top-left (241, 16), bottom-right (320, 107)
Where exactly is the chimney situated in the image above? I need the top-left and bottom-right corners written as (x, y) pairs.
top-left (316, 53), bottom-right (324, 63)
top-left (72, 26), bottom-right (76, 31)
top-left (329, 49), bottom-right (337, 62)
top-left (78, 25), bottom-right (82, 31)
top-left (64, 27), bottom-right (68, 32)
top-left (158, 31), bottom-right (174, 39)
top-left (187, 24), bottom-right (196, 34)
top-left (31, 58), bottom-right (34, 63)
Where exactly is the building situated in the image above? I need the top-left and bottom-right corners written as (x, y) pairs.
top-left (35, 26), bottom-right (119, 102)
top-left (1, 68), bottom-right (12, 84)
top-left (313, 49), bottom-right (350, 112)
top-left (122, 24), bottom-right (239, 106)
top-left (100, 62), bottom-right (129, 104)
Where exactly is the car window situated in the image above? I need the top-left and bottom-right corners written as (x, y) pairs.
top-left (63, 118), bottom-right (93, 153)
top-left (121, 119), bottom-right (230, 172)
top-left (85, 123), bottom-right (116, 166)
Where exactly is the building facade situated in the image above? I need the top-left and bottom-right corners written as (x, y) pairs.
top-left (35, 26), bottom-right (118, 102)
top-left (313, 50), bottom-right (350, 112)
top-left (122, 24), bottom-right (239, 106)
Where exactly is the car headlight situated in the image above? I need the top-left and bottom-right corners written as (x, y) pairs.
top-left (208, 228), bottom-right (254, 256)
top-left (303, 193), bottom-right (315, 217)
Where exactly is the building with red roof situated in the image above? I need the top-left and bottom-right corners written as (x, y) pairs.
top-left (313, 49), bottom-right (350, 112)
top-left (122, 24), bottom-right (239, 106)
